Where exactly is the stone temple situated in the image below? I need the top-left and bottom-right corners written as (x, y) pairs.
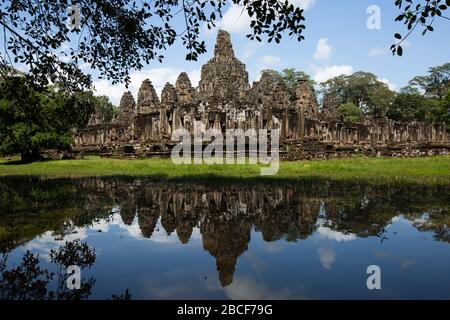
top-left (74, 30), bottom-right (449, 159)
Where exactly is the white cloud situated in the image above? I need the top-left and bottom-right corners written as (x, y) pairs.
top-left (262, 242), bottom-right (283, 253)
top-left (210, 0), bottom-right (316, 36)
top-left (316, 226), bottom-right (356, 242)
top-left (241, 41), bottom-right (264, 60)
top-left (188, 69), bottom-right (201, 88)
top-left (289, 0), bottom-right (317, 10)
top-left (225, 277), bottom-right (307, 300)
top-left (93, 67), bottom-right (201, 106)
top-left (92, 79), bottom-right (125, 105)
top-left (21, 226), bottom-right (88, 262)
top-left (254, 55), bottom-right (284, 81)
top-left (318, 246), bottom-right (335, 270)
top-left (258, 55), bottom-right (282, 67)
top-left (311, 65), bottom-right (353, 84)
top-left (217, 3), bottom-right (251, 35)
top-left (314, 38), bottom-right (332, 61)
top-left (369, 47), bottom-right (387, 56)
top-left (380, 78), bottom-right (397, 91)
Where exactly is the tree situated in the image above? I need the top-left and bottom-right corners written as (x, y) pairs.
top-left (320, 72), bottom-right (395, 120)
top-left (388, 90), bottom-right (449, 125)
top-left (0, 1), bottom-right (447, 92)
top-left (391, 0), bottom-right (450, 56)
top-left (95, 95), bottom-right (118, 123)
top-left (442, 90), bottom-right (450, 126)
top-left (261, 68), bottom-right (315, 100)
top-left (338, 102), bottom-right (363, 123)
top-left (408, 63), bottom-right (450, 99)
top-left (73, 91), bottom-right (118, 123)
top-left (388, 92), bottom-right (427, 122)
top-left (0, 76), bottom-right (95, 162)
top-left (0, 240), bottom-right (131, 300)
top-left (0, 0), bottom-right (307, 91)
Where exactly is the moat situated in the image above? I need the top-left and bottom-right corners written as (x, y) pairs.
top-left (1, 177), bottom-right (450, 299)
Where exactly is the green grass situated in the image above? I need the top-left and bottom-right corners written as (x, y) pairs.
top-left (1, 155), bottom-right (450, 184)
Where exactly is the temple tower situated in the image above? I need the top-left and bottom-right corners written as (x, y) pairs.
top-left (114, 91), bottom-right (135, 123)
top-left (137, 79), bottom-right (160, 114)
top-left (198, 30), bottom-right (250, 103)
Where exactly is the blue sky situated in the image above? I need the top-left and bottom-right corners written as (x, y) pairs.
top-left (14, 0), bottom-right (450, 105)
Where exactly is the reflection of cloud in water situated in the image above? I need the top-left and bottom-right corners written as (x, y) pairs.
top-left (19, 211), bottom-right (200, 260)
top-left (108, 213), bottom-right (202, 244)
top-left (318, 245), bottom-right (335, 270)
top-left (244, 251), bottom-right (266, 273)
top-left (374, 250), bottom-right (416, 269)
top-left (262, 242), bottom-right (283, 253)
top-left (224, 277), bottom-right (308, 300)
top-left (316, 226), bottom-right (356, 242)
top-left (21, 227), bottom-right (88, 261)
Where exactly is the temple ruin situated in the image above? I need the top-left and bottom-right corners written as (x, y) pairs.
top-left (73, 30), bottom-right (449, 159)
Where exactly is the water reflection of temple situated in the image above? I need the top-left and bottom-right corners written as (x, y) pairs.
top-left (69, 179), bottom-right (450, 287)
top-left (1, 178), bottom-right (450, 286)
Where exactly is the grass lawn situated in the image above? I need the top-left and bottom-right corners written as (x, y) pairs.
top-left (1, 155), bottom-right (450, 184)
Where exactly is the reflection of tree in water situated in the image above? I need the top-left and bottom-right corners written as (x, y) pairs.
top-left (0, 240), bottom-right (131, 300)
top-left (1, 177), bottom-right (450, 288)
top-left (410, 209), bottom-right (450, 243)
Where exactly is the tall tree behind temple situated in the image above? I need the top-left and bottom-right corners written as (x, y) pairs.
top-left (407, 63), bottom-right (450, 99)
top-left (0, 76), bottom-right (96, 162)
top-left (320, 72), bottom-right (395, 120)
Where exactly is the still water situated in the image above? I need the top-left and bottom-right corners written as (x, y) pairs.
top-left (0, 177), bottom-right (449, 299)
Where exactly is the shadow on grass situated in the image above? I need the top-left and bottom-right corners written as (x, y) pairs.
top-left (0, 157), bottom-right (55, 166)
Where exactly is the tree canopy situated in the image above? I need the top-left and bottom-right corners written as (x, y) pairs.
top-left (0, 75), bottom-right (115, 162)
top-left (0, 0), bottom-right (307, 91)
top-left (320, 72), bottom-right (395, 120)
top-left (0, 1), bottom-right (447, 91)
top-left (338, 102), bottom-right (363, 124)
top-left (406, 63), bottom-right (450, 98)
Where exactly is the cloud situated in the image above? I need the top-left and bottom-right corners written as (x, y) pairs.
top-left (380, 78), bottom-right (397, 91)
top-left (241, 41), bottom-right (264, 60)
top-left (312, 65), bottom-right (353, 83)
top-left (93, 67), bottom-right (201, 106)
top-left (289, 0), bottom-right (317, 10)
top-left (369, 47), bottom-right (387, 56)
top-left (209, 0), bottom-right (316, 36)
top-left (217, 3), bottom-right (252, 35)
top-left (258, 55), bottom-right (283, 67)
top-left (21, 227), bottom-right (88, 262)
top-left (253, 55), bottom-right (284, 81)
top-left (262, 242), bottom-right (284, 253)
top-left (316, 226), bottom-right (356, 242)
top-left (92, 79), bottom-right (125, 105)
top-left (224, 277), bottom-right (308, 300)
top-left (318, 246), bottom-right (335, 270)
top-left (314, 38), bottom-right (332, 61)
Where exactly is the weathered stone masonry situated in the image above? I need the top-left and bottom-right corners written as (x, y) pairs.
top-left (73, 30), bottom-right (449, 159)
